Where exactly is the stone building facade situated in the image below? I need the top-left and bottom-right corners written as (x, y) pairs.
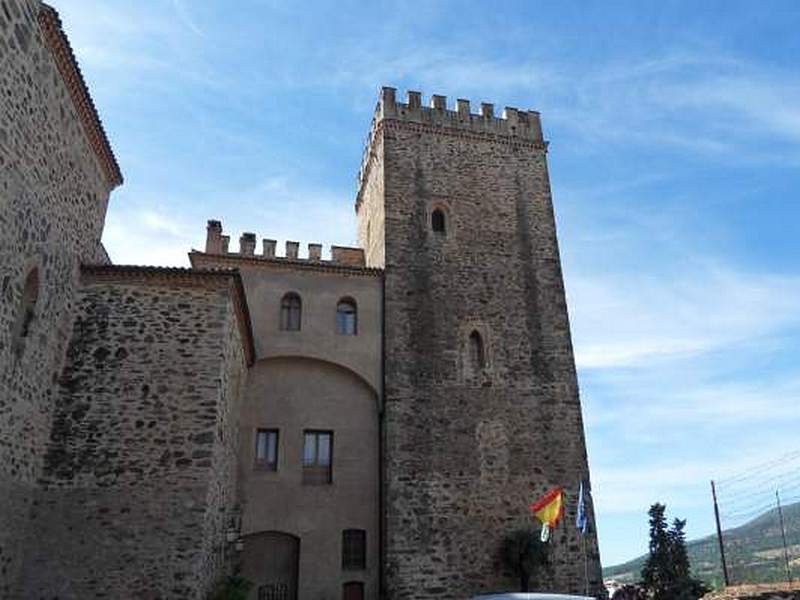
top-left (356, 88), bottom-right (603, 599)
top-left (0, 2), bottom-right (603, 599)
top-left (191, 234), bottom-right (384, 600)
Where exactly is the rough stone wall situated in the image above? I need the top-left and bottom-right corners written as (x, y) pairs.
top-left (200, 306), bottom-right (246, 595)
top-left (704, 584), bottom-right (800, 600)
top-left (356, 130), bottom-right (386, 267)
top-left (357, 91), bottom-right (604, 599)
top-left (13, 273), bottom-right (247, 599)
top-left (0, 1), bottom-right (118, 593)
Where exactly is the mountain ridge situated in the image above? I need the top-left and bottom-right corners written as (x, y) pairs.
top-left (603, 501), bottom-right (800, 588)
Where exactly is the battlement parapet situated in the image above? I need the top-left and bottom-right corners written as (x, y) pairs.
top-left (203, 220), bottom-right (365, 267)
top-left (375, 87), bottom-right (543, 141)
top-left (356, 87), bottom-right (545, 207)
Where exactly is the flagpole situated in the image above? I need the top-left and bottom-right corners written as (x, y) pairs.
top-left (582, 531), bottom-right (589, 596)
top-left (576, 480), bottom-right (590, 597)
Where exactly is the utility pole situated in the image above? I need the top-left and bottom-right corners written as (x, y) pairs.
top-left (776, 490), bottom-right (793, 583)
top-left (711, 480), bottom-right (731, 587)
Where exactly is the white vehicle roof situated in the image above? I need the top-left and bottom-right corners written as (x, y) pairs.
top-left (472, 595), bottom-right (595, 600)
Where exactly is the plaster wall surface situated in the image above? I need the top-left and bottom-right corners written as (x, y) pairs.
top-left (190, 253), bottom-right (383, 600)
top-left (190, 254), bottom-right (383, 395)
top-left (357, 91), bottom-right (604, 599)
top-left (13, 272), bottom-right (247, 599)
top-left (239, 357), bottom-right (380, 600)
top-left (0, 0), bottom-right (117, 593)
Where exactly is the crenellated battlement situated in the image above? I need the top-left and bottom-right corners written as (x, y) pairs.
top-left (356, 87), bottom-right (546, 208)
top-left (201, 220), bottom-right (366, 268)
top-left (376, 87), bottom-right (543, 141)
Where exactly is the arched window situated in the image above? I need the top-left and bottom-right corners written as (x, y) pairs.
top-left (19, 268), bottom-right (39, 339)
top-left (431, 208), bottom-right (446, 234)
top-left (13, 268), bottom-right (39, 355)
top-left (469, 330), bottom-right (485, 371)
top-left (336, 298), bottom-right (357, 335)
top-left (280, 292), bottom-right (302, 331)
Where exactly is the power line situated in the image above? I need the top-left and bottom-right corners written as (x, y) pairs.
top-left (712, 452), bottom-right (800, 587)
top-left (717, 450), bottom-right (800, 487)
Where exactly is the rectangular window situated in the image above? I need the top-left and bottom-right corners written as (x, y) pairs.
top-left (342, 581), bottom-right (364, 600)
top-left (255, 429), bottom-right (279, 470)
top-left (342, 529), bottom-right (366, 570)
top-left (303, 430), bottom-right (333, 484)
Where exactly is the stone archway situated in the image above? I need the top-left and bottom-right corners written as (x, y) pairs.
top-left (241, 531), bottom-right (299, 600)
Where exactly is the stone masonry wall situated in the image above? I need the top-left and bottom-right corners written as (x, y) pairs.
top-left (0, 1), bottom-right (119, 593)
top-left (704, 583), bottom-right (800, 600)
top-left (357, 129), bottom-right (386, 267)
top-left (13, 271), bottom-right (247, 599)
top-left (357, 90), bottom-right (604, 599)
top-left (199, 301), bottom-right (246, 596)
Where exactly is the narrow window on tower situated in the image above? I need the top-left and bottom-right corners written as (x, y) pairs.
top-left (303, 430), bottom-right (333, 484)
top-left (280, 292), bottom-right (302, 331)
top-left (13, 267), bottom-right (40, 356)
top-left (469, 330), bottom-right (485, 371)
top-left (342, 529), bottom-right (367, 570)
top-left (431, 208), bottom-right (446, 234)
top-left (336, 298), bottom-right (357, 335)
top-left (254, 429), bottom-right (279, 471)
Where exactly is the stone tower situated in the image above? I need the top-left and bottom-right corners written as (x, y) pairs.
top-left (356, 88), bottom-right (604, 599)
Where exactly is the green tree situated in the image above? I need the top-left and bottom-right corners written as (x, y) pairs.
top-left (640, 504), bottom-right (709, 600)
top-left (641, 503), bottom-right (670, 597)
top-left (500, 528), bottom-right (550, 592)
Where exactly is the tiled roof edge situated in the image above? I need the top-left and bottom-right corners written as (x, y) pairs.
top-left (38, 3), bottom-right (123, 188)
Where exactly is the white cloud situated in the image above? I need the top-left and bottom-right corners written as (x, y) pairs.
top-left (103, 208), bottom-right (194, 267)
top-left (170, 0), bottom-right (204, 37)
top-left (570, 265), bottom-right (800, 369)
top-left (212, 176), bottom-right (356, 258)
top-left (102, 177), bottom-right (355, 266)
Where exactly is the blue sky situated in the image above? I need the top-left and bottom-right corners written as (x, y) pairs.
top-left (58, 0), bottom-right (800, 567)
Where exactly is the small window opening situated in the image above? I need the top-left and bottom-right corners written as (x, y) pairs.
top-left (336, 298), bottom-right (357, 335)
top-left (469, 330), bottom-right (485, 371)
top-left (342, 529), bottom-right (367, 570)
top-left (431, 209), bottom-right (446, 234)
top-left (303, 430), bottom-right (333, 484)
top-left (255, 429), bottom-right (279, 471)
top-left (343, 582), bottom-right (365, 600)
top-left (13, 268), bottom-right (39, 354)
top-left (280, 292), bottom-right (302, 331)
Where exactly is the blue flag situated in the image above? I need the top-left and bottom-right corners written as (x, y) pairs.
top-left (576, 480), bottom-right (588, 534)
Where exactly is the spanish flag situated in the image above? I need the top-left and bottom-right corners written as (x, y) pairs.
top-left (529, 487), bottom-right (564, 542)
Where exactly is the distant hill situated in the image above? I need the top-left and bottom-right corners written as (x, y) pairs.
top-left (603, 501), bottom-right (800, 589)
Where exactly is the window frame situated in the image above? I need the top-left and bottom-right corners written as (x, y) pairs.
top-left (302, 429), bottom-right (333, 485)
top-left (431, 208), bottom-right (446, 234)
top-left (342, 581), bottom-right (365, 600)
top-left (336, 297), bottom-right (358, 336)
top-left (254, 428), bottom-right (279, 471)
top-left (468, 330), bottom-right (486, 371)
top-left (280, 292), bottom-right (302, 332)
top-left (342, 529), bottom-right (367, 570)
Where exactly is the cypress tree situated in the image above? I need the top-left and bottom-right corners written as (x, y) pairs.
top-left (640, 504), bottom-right (709, 600)
top-left (641, 503), bottom-right (671, 598)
